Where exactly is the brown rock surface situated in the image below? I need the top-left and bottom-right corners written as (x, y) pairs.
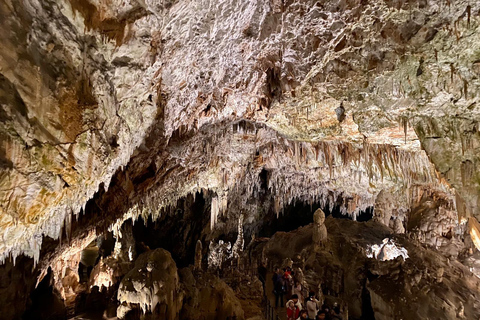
top-left (3, 0), bottom-right (478, 265)
top-left (3, 0), bottom-right (480, 318)
top-left (252, 217), bottom-right (480, 319)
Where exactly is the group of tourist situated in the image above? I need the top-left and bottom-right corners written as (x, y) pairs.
top-left (268, 265), bottom-right (343, 320)
top-left (285, 294), bottom-right (342, 320)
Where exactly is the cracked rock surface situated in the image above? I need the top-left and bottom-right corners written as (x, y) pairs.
top-left (3, 1), bottom-right (480, 318)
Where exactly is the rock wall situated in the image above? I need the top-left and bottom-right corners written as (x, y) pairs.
top-left (2, 1), bottom-right (480, 306)
top-left (0, 0), bottom-right (158, 263)
top-left (116, 248), bottom-right (244, 320)
top-left (250, 218), bottom-right (480, 319)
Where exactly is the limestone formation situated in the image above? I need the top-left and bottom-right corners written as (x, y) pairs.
top-left (231, 214), bottom-right (245, 259)
top-left (194, 240), bottom-right (203, 271)
top-left (3, 0), bottom-right (480, 318)
top-left (282, 257), bottom-right (294, 269)
top-left (207, 240), bottom-right (231, 270)
top-left (2, 0), bottom-right (477, 268)
top-left (117, 248), bottom-right (181, 320)
top-left (295, 267), bottom-right (304, 286)
top-left (393, 218), bottom-right (405, 234)
top-left (313, 208), bottom-right (328, 251)
top-left (253, 218), bottom-right (480, 320)
top-left (178, 267), bottom-right (245, 320)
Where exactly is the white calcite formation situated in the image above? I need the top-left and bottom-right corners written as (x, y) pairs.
top-left (207, 215), bottom-right (244, 269)
top-left (89, 257), bottom-right (115, 290)
top-left (207, 240), bottom-right (232, 270)
top-left (366, 238), bottom-right (409, 261)
top-left (231, 214), bottom-right (245, 259)
top-left (117, 248), bottom-right (182, 319)
top-left (2, 0), bottom-right (480, 277)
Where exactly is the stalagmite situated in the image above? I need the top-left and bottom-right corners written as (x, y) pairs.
top-left (231, 214), bottom-right (245, 259)
top-left (194, 240), bottom-right (203, 271)
top-left (210, 196), bottom-right (219, 230)
top-left (313, 208), bottom-right (328, 252)
top-left (296, 267), bottom-right (305, 287)
top-left (117, 249), bottom-right (181, 320)
top-left (393, 218), bottom-right (405, 234)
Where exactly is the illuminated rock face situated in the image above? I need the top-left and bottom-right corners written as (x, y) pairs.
top-left (117, 249), bottom-right (181, 319)
top-left (1, 0), bottom-right (480, 305)
top-left (116, 248), bottom-right (244, 320)
top-left (0, 0), bottom-right (158, 263)
top-left (253, 218), bottom-right (480, 320)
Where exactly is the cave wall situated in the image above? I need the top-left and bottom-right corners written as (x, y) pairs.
top-left (2, 1), bottom-right (480, 311)
top-left (0, 0), bottom-right (158, 263)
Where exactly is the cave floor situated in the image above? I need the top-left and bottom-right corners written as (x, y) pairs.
top-left (265, 271), bottom-right (287, 320)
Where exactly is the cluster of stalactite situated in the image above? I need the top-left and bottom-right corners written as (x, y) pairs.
top-left (15, 119), bottom-right (457, 291)
top-left (106, 120), bottom-right (452, 234)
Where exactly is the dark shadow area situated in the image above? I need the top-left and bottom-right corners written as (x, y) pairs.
top-left (0, 256), bottom-right (37, 320)
top-left (258, 200), bottom-right (318, 237)
top-left (131, 191), bottom-right (210, 268)
top-left (356, 208), bottom-right (374, 222)
top-left (361, 282), bottom-right (376, 320)
top-left (23, 268), bottom-right (66, 320)
top-left (73, 285), bottom-right (109, 320)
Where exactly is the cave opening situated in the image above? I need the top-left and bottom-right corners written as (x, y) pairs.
top-left (77, 233), bottom-right (116, 283)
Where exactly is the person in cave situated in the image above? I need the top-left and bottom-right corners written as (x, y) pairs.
top-left (316, 311), bottom-right (327, 320)
top-left (258, 261), bottom-right (268, 295)
top-left (286, 294), bottom-right (302, 320)
top-left (320, 304), bottom-right (331, 320)
top-left (292, 281), bottom-right (304, 304)
top-left (297, 309), bottom-right (309, 320)
top-left (283, 267), bottom-right (294, 299)
top-left (330, 305), bottom-right (343, 320)
top-left (306, 292), bottom-right (320, 319)
top-left (273, 267), bottom-right (285, 307)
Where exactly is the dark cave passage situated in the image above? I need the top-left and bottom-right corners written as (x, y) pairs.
top-left (258, 200), bottom-right (374, 238)
top-left (23, 268), bottom-right (66, 320)
top-left (131, 191), bottom-right (210, 268)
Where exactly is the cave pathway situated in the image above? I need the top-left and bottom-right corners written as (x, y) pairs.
top-left (265, 271), bottom-right (287, 320)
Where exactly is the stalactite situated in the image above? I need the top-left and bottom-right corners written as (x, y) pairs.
top-left (47, 120), bottom-right (448, 277)
top-left (450, 63), bottom-right (455, 83)
top-left (467, 5), bottom-right (472, 28)
top-left (401, 117), bottom-right (408, 144)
